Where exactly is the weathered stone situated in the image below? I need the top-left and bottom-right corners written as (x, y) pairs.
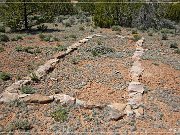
top-left (53, 94), bottom-right (75, 105)
top-left (109, 109), bottom-right (124, 121)
top-left (53, 51), bottom-right (67, 59)
top-left (128, 82), bottom-right (144, 93)
top-left (21, 94), bottom-right (54, 104)
top-left (75, 99), bottom-right (87, 107)
top-left (0, 91), bottom-right (19, 103)
top-left (125, 104), bottom-right (134, 116)
top-left (108, 103), bottom-right (127, 112)
top-left (5, 80), bottom-right (31, 93)
top-left (18, 94), bottom-right (31, 98)
top-left (79, 38), bottom-right (89, 43)
top-left (134, 106), bottom-right (144, 117)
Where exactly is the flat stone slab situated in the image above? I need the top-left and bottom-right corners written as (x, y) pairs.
top-left (0, 91), bottom-right (19, 103)
top-left (108, 103), bottom-right (127, 112)
top-left (53, 94), bottom-right (75, 105)
top-left (21, 94), bottom-right (54, 104)
top-left (128, 81), bottom-right (144, 93)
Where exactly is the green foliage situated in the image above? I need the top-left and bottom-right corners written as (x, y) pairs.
top-left (51, 106), bottom-right (68, 122)
top-left (15, 45), bottom-right (41, 54)
top-left (54, 44), bottom-right (67, 52)
top-left (112, 25), bottom-right (121, 31)
top-left (11, 35), bottom-right (23, 41)
top-left (20, 85), bottom-right (36, 94)
top-left (0, 34), bottom-right (9, 42)
top-left (79, 26), bottom-right (85, 31)
top-left (132, 34), bottom-right (141, 41)
top-left (1, 0), bottom-right (76, 31)
top-left (166, 3), bottom-right (180, 22)
top-left (170, 42), bottom-right (178, 49)
top-left (69, 34), bottom-right (77, 39)
top-left (30, 73), bottom-right (39, 82)
top-left (132, 29), bottom-right (138, 34)
top-left (91, 45), bottom-right (115, 57)
top-left (7, 119), bottom-right (31, 131)
top-left (0, 25), bottom-right (5, 33)
top-left (0, 46), bottom-right (5, 52)
top-left (39, 34), bottom-right (58, 42)
top-left (0, 72), bottom-right (11, 81)
top-left (37, 24), bottom-right (48, 31)
top-left (161, 33), bottom-right (168, 40)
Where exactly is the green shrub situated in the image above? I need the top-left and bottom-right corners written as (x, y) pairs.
top-left (64, 21), bottom-right (72, 27)
top-left (0, 72), bottom-right (11, 81)
top-left (0, 47), bottom-right (5, 52)
top-left (79, 26), bottom-right (85, 31)
top-left (0, 25), bottom-right (5, 33)
top-left (51, 107), bottom-right (68, 122)
top-left (162, 33), bottom-right (168, 40)
top-left (55, 45), bottom-right (67, 51)
top-left (37, 24), bottom-right (48, 31)
top-left (170, 42), bottom-right (178, 49)
top-left (175, 48), bottom-right (180, 54)
top-left (39, 33), bottom-right (46, 40)
top-left (11, 35), bottom-right (23, 41)
top-left (7, 119), bottom-right (31, 131)
top-left (0, 34), bottom-right (9, 42)
top-left (132, 34), bottom-right (141, 41)
top-left (132, 29), bottom-right (138, 34)
top-left (112, 25), bottom-right (121, 31)
top-left (91, 45), bottom-right (115, 57)
top-left (20, 85), bottom-right (36, 94)
top-left (15, 45), bottom-right (24, 52)
top-left (71, 58), bottom-right (79, 65)
top-left (69, 34), bottom-right (77, 39)
top-left (30, 73), bottom-right (39, 82)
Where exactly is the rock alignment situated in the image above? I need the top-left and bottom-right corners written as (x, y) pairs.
top-left (0, 34), bottom-right (104, 104)
top-left (126, 37), bottom-right (145, 117)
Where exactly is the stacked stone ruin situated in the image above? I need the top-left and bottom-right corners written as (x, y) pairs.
top-left (0, 34), bottom-right (146, 121)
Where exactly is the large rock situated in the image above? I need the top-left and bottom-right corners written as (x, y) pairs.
top-left (5, 80), bottom-right (31, 93)
top-left (21, 94), bottom-right (54, 104)
top-left (34, 58), bottom-right (58, 78)
top-left (53, 51), bottom-right (67, 59)
top-left (108, 103), bottom-right (127, 112)
top-left (0, 91), bottom-right (19, 103)
top-left (128, 82), bottom-right (144, 93)
top-left (53, 94), bottom-right (75, 105)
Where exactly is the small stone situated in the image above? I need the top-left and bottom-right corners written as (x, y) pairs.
top-left (125, 105), bottom-right (134, 116)
top-left (109, 109), bottom-right (124, 121)
top-left (134, 107), bottom-right (144, 117)
top-left (0, 91), bottom-right (19, 103)
top-left (108, 103), bottom-right (127, 112)
top-left (130, 126), bottom-right (137, 132)
top-left (22, 94), bottom-right (54, 104)
top-left (76, 99), bottom-right (87, 107)
top-left (128, 81), bottom-right (144, 93)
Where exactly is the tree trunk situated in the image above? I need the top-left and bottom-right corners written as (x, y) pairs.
top-left (24, 0), bottom-right (28, 30)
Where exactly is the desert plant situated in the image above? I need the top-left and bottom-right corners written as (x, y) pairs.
top-left (161, 33), bottom-right (168, 40)
top-left (12, 35), bottom-right (23, 41)
top-left (6, 119), bottom-right (31, 131)
top-left (132, 29), bottom-right (138, 34)
top-left (174, 48), bottom-right (180, 54)
top-left (30, 73), bottom-right (39, 82)
top-left (0, 25), bottom-right (5, 33)
top-left (0, 46), bottom-right (5, 52)
top-left (170, 42), bottom-right (178, 49)
top-left (20, 85), bottom-right (36, 94)
top-left (69, 34), bottom-right (77, 39)
top-left (132, 34), bottom-right (141, 41)
top-left (55, 45), bottom-right (67, 51)
top-left (112, 25), bottom-right (121, 31)
top-left (15, 45), bottom-right (24, 52)
top-left (0, 72), bottom-right (11, 81)
top-left (39, 33), bottom-right (46, 40)
top-left (37, 24), bottom-right (48, 31)
top-left (71, 58), bottom-right (79, 65)
top-left (0, 34), bottom-right (9, 42)
top-left (90, 45), bottom-right (115, 57)
top-left (51, 107), bottom-right (68, 122)
top-left (79, 26), bottom-right (85, 31)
